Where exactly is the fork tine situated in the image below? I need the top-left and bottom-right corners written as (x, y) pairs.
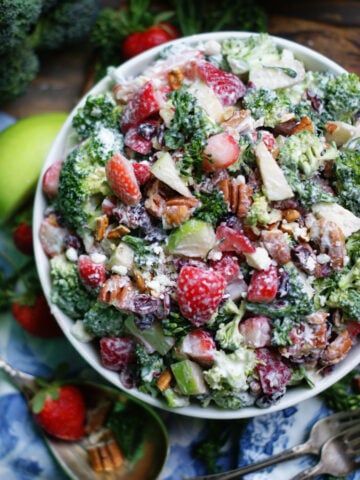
top-left (335, 408), bottom-right (360, 424)
top-left (343, 425), bottom-right (360, 444)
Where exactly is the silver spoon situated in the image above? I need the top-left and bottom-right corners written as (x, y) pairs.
top-left (0, 357), bottom-right (169, 480)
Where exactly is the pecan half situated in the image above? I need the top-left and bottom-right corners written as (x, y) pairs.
top-left (95, 215), bottom-right (109, 242)
top-left (168, 68), bottom-right (184, 90)
top-left (261, 229), bottom-right (291, 265)
top-left (309, 218), bottom-right (346, 270)
top-left (322, 330), bottom-right (352, 366)
top-left (218, 179), bottom-right (253, 218)
top-left (107, 225), bottom-right (130, 239)
top-left (99, 275), bottom-right (135, 310)
top-left (157, 369), bottom-right (172, 392)
top-left (164, 205), bottom-right (190, 227)
top-left (87, 437), bottom-right (124, 473)
top-left (145, 180), bottom-right (166, 217)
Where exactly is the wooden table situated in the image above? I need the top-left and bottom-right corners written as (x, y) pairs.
top-left (3, 0), bottom-right (359, 118)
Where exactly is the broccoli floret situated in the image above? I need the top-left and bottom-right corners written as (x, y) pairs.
top-left (83, 302), bottom-right (130, 337)
top-left (136, 344), bottom-right (164, 395)
top-left (194, 190), bottom-right (228, 225)
top-left (215, 302), bottom-right (245, 351)
top-left (335, 149), bottom-right (360, 216)
top-left (57, 144), bottom-right (110, 233)
top-left (324, 73), bottom-right (360, 124)
top-left (0, 0), bottom-right (42, 54)
top-left (0, 46), bottom-right (39, 104)
top-left (245, 193), bottom-right (282, 227)
top-left (243, 88), bottom-right (291, 128)
top-left (272, 317), bottom-right (294, 346)
top-left (32, 0), bottom-right (99, 51)
top-left (288, 366), bottom-right (314, 388)
top-left (247, 264), bottom-right (314, 320)
top-left (50, 255), bottom-right (94, 319)
top-left (210, 390), bottom-right (254, 409)
top-left (72, 93), bottom-right (122, 140)
top-left (278, 131), bottom-right (338, 208)
top-left (328, 289), bottom-right (360, 320)
top-left (346, 232), bottom-right (360, 264)
top-left (221, 34), bottom-right (279, 75)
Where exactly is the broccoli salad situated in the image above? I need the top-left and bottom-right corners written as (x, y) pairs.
top-left (40, 34), bottom-right (360, 410)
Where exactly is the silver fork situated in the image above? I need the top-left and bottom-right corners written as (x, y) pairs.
top-left (290, 423), bottom-right (360, 479)
top-left (185, 408), bottom-right (360, 480)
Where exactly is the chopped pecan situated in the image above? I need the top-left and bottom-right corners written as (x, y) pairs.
top-left (291, 116), bottom-right (314, 134)
top-left (107, 225), bottom-right (130, 239)
top-left (157, 369), bottom-right (172, 392)
top-left (166, 197), bottom-right (199, 208)
top-left (282, 209), bottom-right (300, 222)
top-left (221, 109), bottom-right (249, 129)
top-left (168, 68), bottom-right (184, 90)
top-left (87, 437), bottom-right (124, 473)
top-left (164, 205), bottom-right (190, 227)
top-left (261, 229), bottom-right (291, 264)
top-left (133, 269), bottom-right (147, 293)
top-left (306, 311), bottom-right (329, 325)
top-left (218, 178), bottom-right (253, 218)
top-left (322, 330), bottom-right (352, 366)
top-left (99, 275), bottom-right (135, 310)
top-left (145, 180), bottom-right (166, 217)
top-left (309, 218), bottom-right (346, 270)
top-left (95, 215), bottom-right (109, 242)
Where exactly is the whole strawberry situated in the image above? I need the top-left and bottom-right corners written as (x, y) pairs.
top-left (13, 222), bottom-right (33, 255)
top-left (12, 293), bottom-right (62, 338)
top-left (122, 23), bottom-right (178, 59)
top-left (33, 384), bottom-right (86, 441)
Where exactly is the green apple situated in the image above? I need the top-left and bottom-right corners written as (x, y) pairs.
top-left (0, 112), bottom-right (67, 223)
top-left (167, 219), bottom-right (216, 258)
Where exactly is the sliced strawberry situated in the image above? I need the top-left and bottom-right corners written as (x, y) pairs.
top-left (216, 225), bottom-right (255, 255)
top-left (247, 266), bottom-right (279, 303)
top-left (13, 222), bottom-right (33, 255)
top-left (188, 60), bottom-right (246, 106)
top-left (100, 337), bottom-right (136, 371)
top-left (39, 214), bottom-right (67, 258)
top-left (133, 162), bottom-right (152, 185)
top-left (42, 160), bottom-right (62, 198)
top-left (125, 128), bottom-right (153, 155)
top-left (35, 385), bottom-right (86, 441)
top-left (120, 82), bottom-right (160, 132)
top-left (203, 132), bottom-right (240, 172)
top-left (177, 266), bottom-right (226, 326)
top-left (179, 329), bottom-right (216, 366)
top-left (78, 255), bottom-right (106, 289)
top-left (347, 321), bottom-right (360, 338)
top-left (240, 316), bottom-right (272, 348)
top-left (106, 153), bottom-right (141, 206)
top-left (210, 254), bottom-right (240, 283)
top-left (256, 348), bottom-right (292, 395)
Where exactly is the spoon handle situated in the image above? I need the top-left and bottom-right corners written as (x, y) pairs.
top-left (0, 356), bottom-right (38, 399)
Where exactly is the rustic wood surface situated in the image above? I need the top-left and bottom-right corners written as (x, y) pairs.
top-left (3, 0), bottom-right (359, 118)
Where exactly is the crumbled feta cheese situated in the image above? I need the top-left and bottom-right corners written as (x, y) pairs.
top-left (316, 253), bottom-right (331, 264)
top-left (203, 40), bottom-right (221, 56)
top-left (71, 320), bottom-right (94, 343)
top-left (207, 249), bottom-right (223, 261)
top-left (111, 265), bottom-right (128, 275)
top-left (90, 252), bottom-right (107, 264)
top-left (65, 247), bottom-right (78, 262)
top-left (245, 247), bottom-right (272, 270)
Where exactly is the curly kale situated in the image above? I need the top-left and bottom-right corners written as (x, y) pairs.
top-left (247, 264), bottom-right (314, 320)
top-left (135, 344), bottom-right (164, 396)
top-left (72, 93), bottom-right (122, 139)
top-left (57, 144), bottom-right (110, 233)
top-left (243, 88), bottom-right (291, 127)
top-left (83, 302), bottom-right (131, 337)
top-left (335, 149), bottom-right (360, 216)
top-left (50, 255), bottom-right (94, 319)
top-left (164, 87), bottom-right (219, 179)
top-left (194, 190), bottom-right (228, 225)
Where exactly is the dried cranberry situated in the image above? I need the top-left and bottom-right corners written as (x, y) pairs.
top-left (156, 293), bottom-right (171, 320)
top-left (277, 270), bottom-right (290, 298)
top-left (315, 262), bottom-right (332, 278)
top-left (306, 90), bottom-right (323, 113)
top-left (256, 348), bottom-right (292, 396)
top-left (271, 199), bottom-right (299, 210)
top-left (144, 227), bottom-right (167, 242)
top-left (138, 122), bottom-right (158, 140)
top-left (255, 388), bottom-right (286, 408)
top-left (224, 215), bottom-right (243, 232)
top-left (114, 204), bottom-right (152, 231)
top-left (132, 294), bottom-right (161, 315)
top-left (119, 365), bottom-right (138, 389)
top-left (273, 119), bottom-right (298, 137)
top-left (291, 244), bottom-right (317, 275)
top-left (64, 234), bottom-right (82, 251)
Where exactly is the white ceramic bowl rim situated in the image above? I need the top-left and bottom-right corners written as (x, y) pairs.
top-left (33, 31), bottom-right (359, 419)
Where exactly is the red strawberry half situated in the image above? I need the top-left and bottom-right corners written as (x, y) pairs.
top-left (122, 23), bottom-right (178, 59)
top-left (240, 316), bottom-right (272, 348)
top-left (106, 153), bottom-right (141, 205)
top-left (247, 266), bottom-right (279, 303)
top-left (124, 128), bottom-right (153, 155)
top-left (120, 82), bottom-right (160, 132)
top-left (13, 222), bottom-right (33, 255)
top-left (177, 266), bottom-right (226, 326)
top-left (203, 132), bottom-right (240, 172)
top-left (216, 225), bottom-right (255, 255)
top-left (133, 162), bottom-right (152, 185)
top-left (179, 329), bottom-right (216, 366)
top-left (210, 254), bottom-right (240, 283)
top-left (34, 385), bottom-right (86, 441)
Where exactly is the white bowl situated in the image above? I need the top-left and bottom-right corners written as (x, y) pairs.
top-left (33, 31), bottom-right (359, 419)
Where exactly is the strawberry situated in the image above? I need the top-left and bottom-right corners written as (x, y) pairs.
top-left (188, 60), bottom-right (246, 106)
top-left (120, 81), bottom-right (161, 132)
top-left (13, 222), bottom-right (33, 255)
top-left (12, 294), bottom-right (62, 338)
top-left (256, 348), bottom-right (292, 396)
top-left (124, 128), bottom-right (153, 155)
top-left (210, 254), bottom-right (240, 283)
top-left (240, 316), bottom-right (272, 348)
top-left (106, 153), bottom-right (141, 205)
top-left (203, 132), bottom-right (240, 172)
top-left (100, 337), bottom-right (136, 371)
top-left (39, 214), bottom-right (67, 258)
top-left (133, 162), bottom-right (152, 185)
top-left (216, 225), bottom-right (255, 254)
top-left (34, 385), bottom-right (86, 441)
top-left (180, 329), bottom-right (216, 366)
top-left (177, 266), bottom-right (226, 326)
top-left (247, 266), bottom-right (279, 303)
top-left (42, 160), bottom-right (62, 198)
top-left (347, 321), bottom-right (360, 338)
top-left (122, 23), bottom-right (178, 59)
top-left (78, 255), bottom-right (106, 289)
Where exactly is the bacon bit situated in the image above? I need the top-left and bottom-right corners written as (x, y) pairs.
top-left (291, 116), bottom-right (314, 134)
top-left (99, 275), bottom-right (134, 310)
top-left (218, 178), bottom-right (253, 218)
top-left (87, 437), bottom-right (124, 473)
top-left (107, 225), bottom-right (130, 240)
top-left (166, 197), bottom-right (199, 208)
top-left (164, 204), bottom-right (191, 227)
top-left (133, 269), bottom-right (147, 293)
top-left (95, 215), bottom-right (109, 242)
top-left (168, 68), bottom-right (184, 90)
top-left (282, 209), bottom-right (301, 222)
top-left (145, 180), bottom-right (166, 217)
top-left (322, 330), bottom-right (352, 366)
top-left (157, 369), bottom-right (172, 392)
